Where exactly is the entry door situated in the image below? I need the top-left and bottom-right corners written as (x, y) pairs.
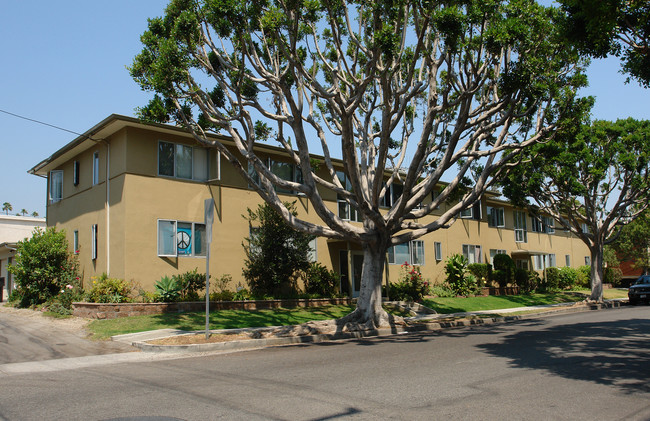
top-left (352, 253), bottom-right (364, 298)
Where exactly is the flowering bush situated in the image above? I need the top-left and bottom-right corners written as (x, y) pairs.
top-left (388, 263), bottom-right (430, 302)
top-left (87, 274), bottom-right (134, 303)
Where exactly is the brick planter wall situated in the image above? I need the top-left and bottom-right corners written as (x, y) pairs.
top-left (72, 298), bottom-right (353, 319)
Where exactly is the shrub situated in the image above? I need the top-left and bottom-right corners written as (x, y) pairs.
top-left (175, 269), bottom-right (206, 301)
top-left (558, 267), bottom-right (578, 290)
top-left (444, 254), bottom-right (477, 296)
top-left (243, 202), bottom-right (314, 296)
top-left (87, 274), bottom-right (133, 303)
top-left (515, 269), bottom-right (539, 293)
top-left (542, 267), bottom-right (560, 291)
top-left (154, 276), bottom-right (181, 302)
top-left (303, 262), bottom-right (339, 297)
top-left (8, 227), bottom-right (79, 307)
top-left (389, 264), bottom-right (429, 302)
top-left (604, 266), bottom-right (623, 287)
top-left (467, 263), bottom-right (490, 289)
top-left (492, 254), bottom-right (515, 288)
top-left (430, 284), bottom-right (456, 298)
top-left (576, 265), bottom-right (591, 288)
top-left (210, 290), bottom-right (235, 301)
top-left (233, 285), bottom-right (251, 301)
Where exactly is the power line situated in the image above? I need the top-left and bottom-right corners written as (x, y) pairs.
top-left (0, 108), bottom-right (98, 140)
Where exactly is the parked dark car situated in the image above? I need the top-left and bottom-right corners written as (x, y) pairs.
top-left (628, 275), bottom-right (650, 305)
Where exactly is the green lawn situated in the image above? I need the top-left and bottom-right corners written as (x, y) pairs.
top-left (87, 290), bottom-right (628, 339)
top-left (88, 304), bottom-right (356, 340)
top-left (422, 293), bottom-right (584, 314)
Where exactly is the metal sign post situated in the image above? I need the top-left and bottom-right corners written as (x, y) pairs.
top-left (204, 199), bottom-right (214, 339)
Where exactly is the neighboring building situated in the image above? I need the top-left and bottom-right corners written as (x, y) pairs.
top-left (29, 114), bottom-right (591, 295)
top-left (0, 215), bottom-right (46, 299)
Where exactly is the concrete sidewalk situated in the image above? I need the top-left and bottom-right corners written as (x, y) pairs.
top-left (116, 299), bottom-right (628, 354)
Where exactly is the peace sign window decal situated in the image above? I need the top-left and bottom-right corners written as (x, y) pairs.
top-left (157, 219), bottom-right (207, 257)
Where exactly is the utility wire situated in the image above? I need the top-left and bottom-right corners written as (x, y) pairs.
top-left (0, 108), bottom-right (100, 140)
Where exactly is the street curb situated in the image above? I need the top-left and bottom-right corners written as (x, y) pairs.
top-left (129, 300), bottom-right (626, 354)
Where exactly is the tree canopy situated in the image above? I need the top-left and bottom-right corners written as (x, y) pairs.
top-left (503, 117), bottom-right (650, 301)
top-left (559, 0), bottom-right (650, 87)
top-left (131, 0), bottom-right (587, 326)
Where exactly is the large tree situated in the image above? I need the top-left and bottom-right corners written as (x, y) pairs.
top-left (503, 118), bottom-right (650, 302)
top-left (131, 0), bottom-right (587, 326)
top-left (559, 0), bottom-right (650, 87)
top-left (610, 208), bottom-right (650, 274)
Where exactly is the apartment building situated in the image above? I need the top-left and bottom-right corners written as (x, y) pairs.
top-left (29, 114), bottom-right (591, 295)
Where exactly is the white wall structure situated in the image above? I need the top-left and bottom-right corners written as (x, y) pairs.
top-left (0, 215), bottom-right (46, 300)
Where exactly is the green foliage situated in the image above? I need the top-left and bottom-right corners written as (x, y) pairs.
top-left (467, 263), bottom-right (490, 289)
top-left (611, 209), bottom-right (650, 273)
top-left (208, 274), bottom-right (235, 301)
top-left (604, 266), bottom-right (623, 287)
top-left (558, 266), bottom-right (579, 290)
top-left (515, 268), bottom-right (539, 294)
top-left (154, 276), bottom-right (181, 302)
top-left (8, 227), bottom-right (80, 307)
top-left (559, 0), bottom-right (650, 87)
top-left (430, 284), bottom-right (456, 298)
top-left (233, 286), bottom-right (251, 301)
top-left (576, 265), bottom-right (591, 288)
top-left (87, 274), bottom-right (134, 303)
top-left (541, 267), bottom-right (561, 292)
top-left (444, 254), bottom-right (477, 296)
top-left (303, 262), bottom-right (339, 297)
top-left (389, 264), bottom-right (430, 302)
top-left (492, 254), bottom-right (516, 288)
top-left (243, 202), bottom-right (314, 297)
top-left (174, 268), bottom-right (206, 301)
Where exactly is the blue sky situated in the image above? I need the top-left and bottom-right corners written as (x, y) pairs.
top-left (1, 1), bottom-right (648, 217)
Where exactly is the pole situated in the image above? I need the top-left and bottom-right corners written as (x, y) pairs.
top-left (204, 198), bottom-right (214, 340)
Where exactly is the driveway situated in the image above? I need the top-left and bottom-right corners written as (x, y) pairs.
top-left (0, 306), bottom-right (134, 364)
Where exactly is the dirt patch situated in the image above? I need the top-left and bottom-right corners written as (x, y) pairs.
top-left (0, 303), bottom-right (90, 335)
top-left (149, 332), bottom-right (253, 345)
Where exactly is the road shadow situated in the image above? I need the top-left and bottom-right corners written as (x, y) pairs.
top-left (477, 318), bottom-right (650, 394)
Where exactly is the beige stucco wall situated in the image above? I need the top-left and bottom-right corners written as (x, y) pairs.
top-left (42, 120), bottom-right (591, 293)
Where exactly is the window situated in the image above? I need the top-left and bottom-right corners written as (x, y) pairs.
top-left (308, 238), bottom-right (317, 262)
top-left (158, 141), bottom-right (209, 181)
top-left (531, 216), bottom-right (544, 233)
top-left (489, 249), bottom-right (507, 264)
top-left (462, 244), bottom-right (482, 264)
top-left (460, 208), bottom-right (473, 219)
top-left (388, 240), bottom-right (425, 265)
top-left (73, 161), bottom-right (80, 186)
top-left (434, 241), bottom-right (443, 261)
top-left (581, 223), bottom-right (590, 234)
top-left (516, 259), bottom-right (529, 270)
top-left (544, 216), bottom-right (555, 234)
top-left (487, 207), bottom-right (505, 227)
top-left (533, 255), bottom-right (544, 270)
top-left (92, 151), bottom-right (99, 185)
top-left (270, 159), bottom-right (302, 194)
top-left (548, 254), bottom-right (556, 267)
top-left (380, 183), bottom-right (403, 208)
top-left (91, 224), bottom-right (98, 260)
top-left (337, 171), bottom-right (362, 222)
top-left (460, 202), bottom-right (481, 220)
top-left (514, 211), bottom-right (527, 243)
top-left (157, 219), bottom-right (206, 257)
top-left (49, 170), bottom-right (63, 203)
top-left (565, 254), bottom-right (571, 267)
top-left (585, 256), bottom-right (591, 265)
top-left (73, 230), bottom-right (79, 254)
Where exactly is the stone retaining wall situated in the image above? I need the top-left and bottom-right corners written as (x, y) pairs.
top-left (73, 298), bottom-right (353, 319)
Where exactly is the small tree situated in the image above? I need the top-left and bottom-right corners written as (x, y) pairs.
top-left (243, 202), bottom-right (315, 297)
top-left (2, 202), bottom-right (12, 215)
top-left (8, 227), bottom-right (79, 307)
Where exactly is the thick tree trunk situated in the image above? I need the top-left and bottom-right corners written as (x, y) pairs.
top-left (340, 239), bottom-right (391, 328)
top-left (589, 246), bottom-right (604, 302)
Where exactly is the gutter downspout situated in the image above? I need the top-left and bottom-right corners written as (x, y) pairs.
top-left (105, 142), bottom-right (110, 275)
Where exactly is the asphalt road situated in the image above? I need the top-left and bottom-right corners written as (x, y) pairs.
top-left (0, 305), bottom-right (648, 420)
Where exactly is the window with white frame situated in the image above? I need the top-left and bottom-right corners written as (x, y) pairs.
top-left (565, 254), bottom-right (571, 267)
top-left (531, 215), bottom-right (544, 233)
top-left (91, 224), bottom-right (98, 260)
top-left (533, 254), bottom-right (544, 270)
top-left (581, 223), bottom-right (590, 234)
top-left (514, 211), bottom-right (527, 243)
top-left (487, 207), bottom-right (505, 227)
top-left (336, 170), bottom-right (362, 222)
top-left (434, 241), bottom-right (443, 261)
top-left (462, 244), bottom-right (482, 264)
top-left (585, 256), bottom-right (591, 265)
top-left (489, 249), bottom-right (507, 264)
top-left (388, 240), bottom-right (425, 265)
top-left (49, 170), bottom-right (63, 203)
top-left (548, 253), bottom-right (556, 267)
top-left (380, 182), bottom-right (404, 208)
top-left (73, 230), bottom-right (79, 254)
top-left (92, 151), bottom-right (99, 185)
top-left (158, 141), bottom-right (209, 181)
top-left (157, 219), bottom-right (206, 257)
top-left (544, 216), bottom-right (555, 234)
top-left (460, 207), bottom-right (473, 219)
